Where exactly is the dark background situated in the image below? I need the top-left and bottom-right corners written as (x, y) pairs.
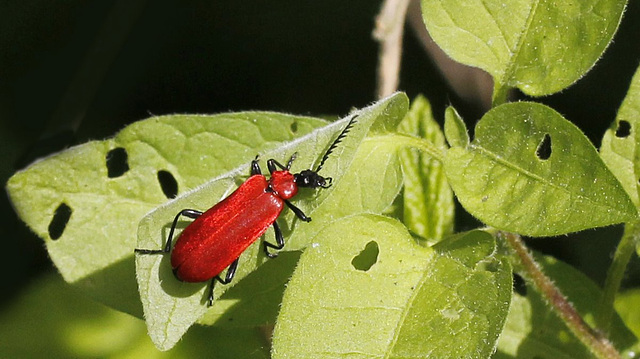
top-left (1, 0), bottom-right (640, 309)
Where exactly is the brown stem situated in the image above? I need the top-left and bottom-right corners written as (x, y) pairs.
top-left (500, 232), bottom-right (621, 359)
top-left (373, 0), bottom-right (411, 98)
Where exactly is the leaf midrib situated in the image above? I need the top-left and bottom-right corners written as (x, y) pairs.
top-left (473, 144), bottom-right (628, 215)
top-left (383, 253), bottom-right (434, 359)
top-left (498, 0), bottom-right (541, 88)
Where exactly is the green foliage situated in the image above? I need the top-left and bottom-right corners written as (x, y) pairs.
top-left (399, 95), bottom-right (454, 244)
top-left (6, 0), bottom-right (640, 357)
top-left (600, 65), bottom-right (640, 257)
top-left (615, 289), bottom-right (640, 340)
top-left (601, 64), bottom-right (640, 208)
top-left (134, 93), bottom-right (409, 350)
top-left (443, 105), bottom-right (469, 148)
top-left (496, 255), bottom-right (639, 358)
top-left (444, 102), bottom-right (636, 236)
top-left (273, 216), bottom-right (511, 358)
top-left (6, 113), bottom-right (328, 316)
top-left (0, 273), bottom-right (271, 358)
top-left (421, 0), bottom-right (626, 98)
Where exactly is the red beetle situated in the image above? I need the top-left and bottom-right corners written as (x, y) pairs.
top-left (135, 116), bottom-right (357, 305)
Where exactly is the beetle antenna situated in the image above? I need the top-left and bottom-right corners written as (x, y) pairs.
top-left (315, 115), bottom-right (358, 173)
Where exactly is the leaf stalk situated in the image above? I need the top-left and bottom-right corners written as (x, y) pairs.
top-left (394, 134), bottom-right (445, 163)
top-left (500, 232), bottom-right (622, 359)
top-left (597, 221), bottom-right (640, 335)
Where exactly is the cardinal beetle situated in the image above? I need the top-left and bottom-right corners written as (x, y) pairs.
top-left (135, 115), bottom-right (358, 305)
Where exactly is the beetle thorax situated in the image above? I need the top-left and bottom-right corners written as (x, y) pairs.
top-left (268, 170), bottom-right (298, 199)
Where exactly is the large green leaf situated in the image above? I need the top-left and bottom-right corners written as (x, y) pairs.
top-left (6, 113), bottom-right (327, 316)
top-left (495, 254), bottom-right (639, 358)
top-left (601, 63), bottom-right (640, 209)
top-left (199, 131), bottom-right (410, 328)
top-left (421, 0), bottom-right (626, 97)
top-left (444, 102), bottom-right (636, 236)
top-left (285, 134), bottom-right (406, 251)
top-left (399, 95), bottom-right (454, 244)
top-left (135, 93), bottom-right (409, 350)
top-left (273, 216), bottom-right (511, 358)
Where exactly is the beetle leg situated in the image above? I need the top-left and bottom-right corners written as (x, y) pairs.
top-left (263, 221), bottom-right (285, 258)
top-left (207, 258), bottom-right (239, 306)
top-left (251, 156), bottom-right (262, 175)
top-left (284, 199), bottom-right (311, 222)
top-left (267, 159), bottom-right (282, 173)
top-left (267, 154), bottom-right (296, 174)
top-left (134, 209), bottom-right (203, 254)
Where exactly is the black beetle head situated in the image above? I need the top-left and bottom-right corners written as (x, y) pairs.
top-left (294, 170), bottom-right (332, 189)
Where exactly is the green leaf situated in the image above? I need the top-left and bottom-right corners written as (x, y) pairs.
top-left (444, 102), bottom-right (636, 236)
top-left (5, 112), bottom-right (327, 316)
top-left (0, 273), bottom-right (271, 358)
top-left (197, 250), bottom-right (301, 327)
top-left (399, 95), bottom-right (454, 244)
top-left (0, 273), bottom-right (148, 358)
top-left (285, 134), bottom-right (406, 250)
top-left (421, 0), bottom-right (626, 97)
top-left (273, 216), bottom-right (512, 358)
top-left (199, 128), bottom-right (421, 328)
top-left (199, 129), bottom-right (429, 328)
top-left (444, 105), bottom-right (469, 148)
top-left (615, 289), bottom-right (640, 340)
top-left (135, 93), bottom-right (409, 351)
top-left (495, 254), bottom-right (639, 358)
top-left (600, 63), bottom-right (640, 209)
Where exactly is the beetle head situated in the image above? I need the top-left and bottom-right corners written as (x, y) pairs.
top-left (294, 170), bottom-right (332, 189)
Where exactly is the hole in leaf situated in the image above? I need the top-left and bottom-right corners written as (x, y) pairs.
top-left (351, 241), bottom-right (379, 271)
top-left (106, 148), bottom-right (129, 178)
top-left (158, 170), bottom-right (178, 198)
top-left (48, 203), bottom-right (72, 240)
top-left (536, 134), bottom-right (552, 160)
top-left (290, 121), bottom-right (298, 133)
top-left (477, 259), bottom-right (500, 273)
top-left (615, 120), bottom-right (631, 138)
top-left (513, 273), bottom-right (527, 296)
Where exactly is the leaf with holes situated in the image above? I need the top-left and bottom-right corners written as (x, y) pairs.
top-left (6, 113), bottom-right (329, 316)
top-left (601, 63), bottom-right (640, 208)
top-left (444, 102), bottom-right (636, 236)
top-left (421, 0), bottom-right (626, 97)
top-left (399, 95), bottom-right (454, 244)
top-left (495, 254), bottom-right (639, 358)
top-left (284, 133), bottom-right (408, 251)
top-left (135, 93), bottom-right (409, 350)
top-left (273, 216), bottom-right (511, 358)
top-left (199, 129), bottom-right (412, 328)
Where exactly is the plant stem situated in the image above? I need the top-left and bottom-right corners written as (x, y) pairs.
top-left (373, 0), bottom-right (411, 99)
top-left (500, 232), bottom-right (622, 359)
top-left (395, 134), bottom-right (445, 163)
top-left (491, 82), bottom-right (511, 107)
top-left (597, 221), bottom-right (640, 335)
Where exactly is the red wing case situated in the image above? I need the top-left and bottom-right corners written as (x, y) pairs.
top-left (171, 175), bottom-right (284, 282)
